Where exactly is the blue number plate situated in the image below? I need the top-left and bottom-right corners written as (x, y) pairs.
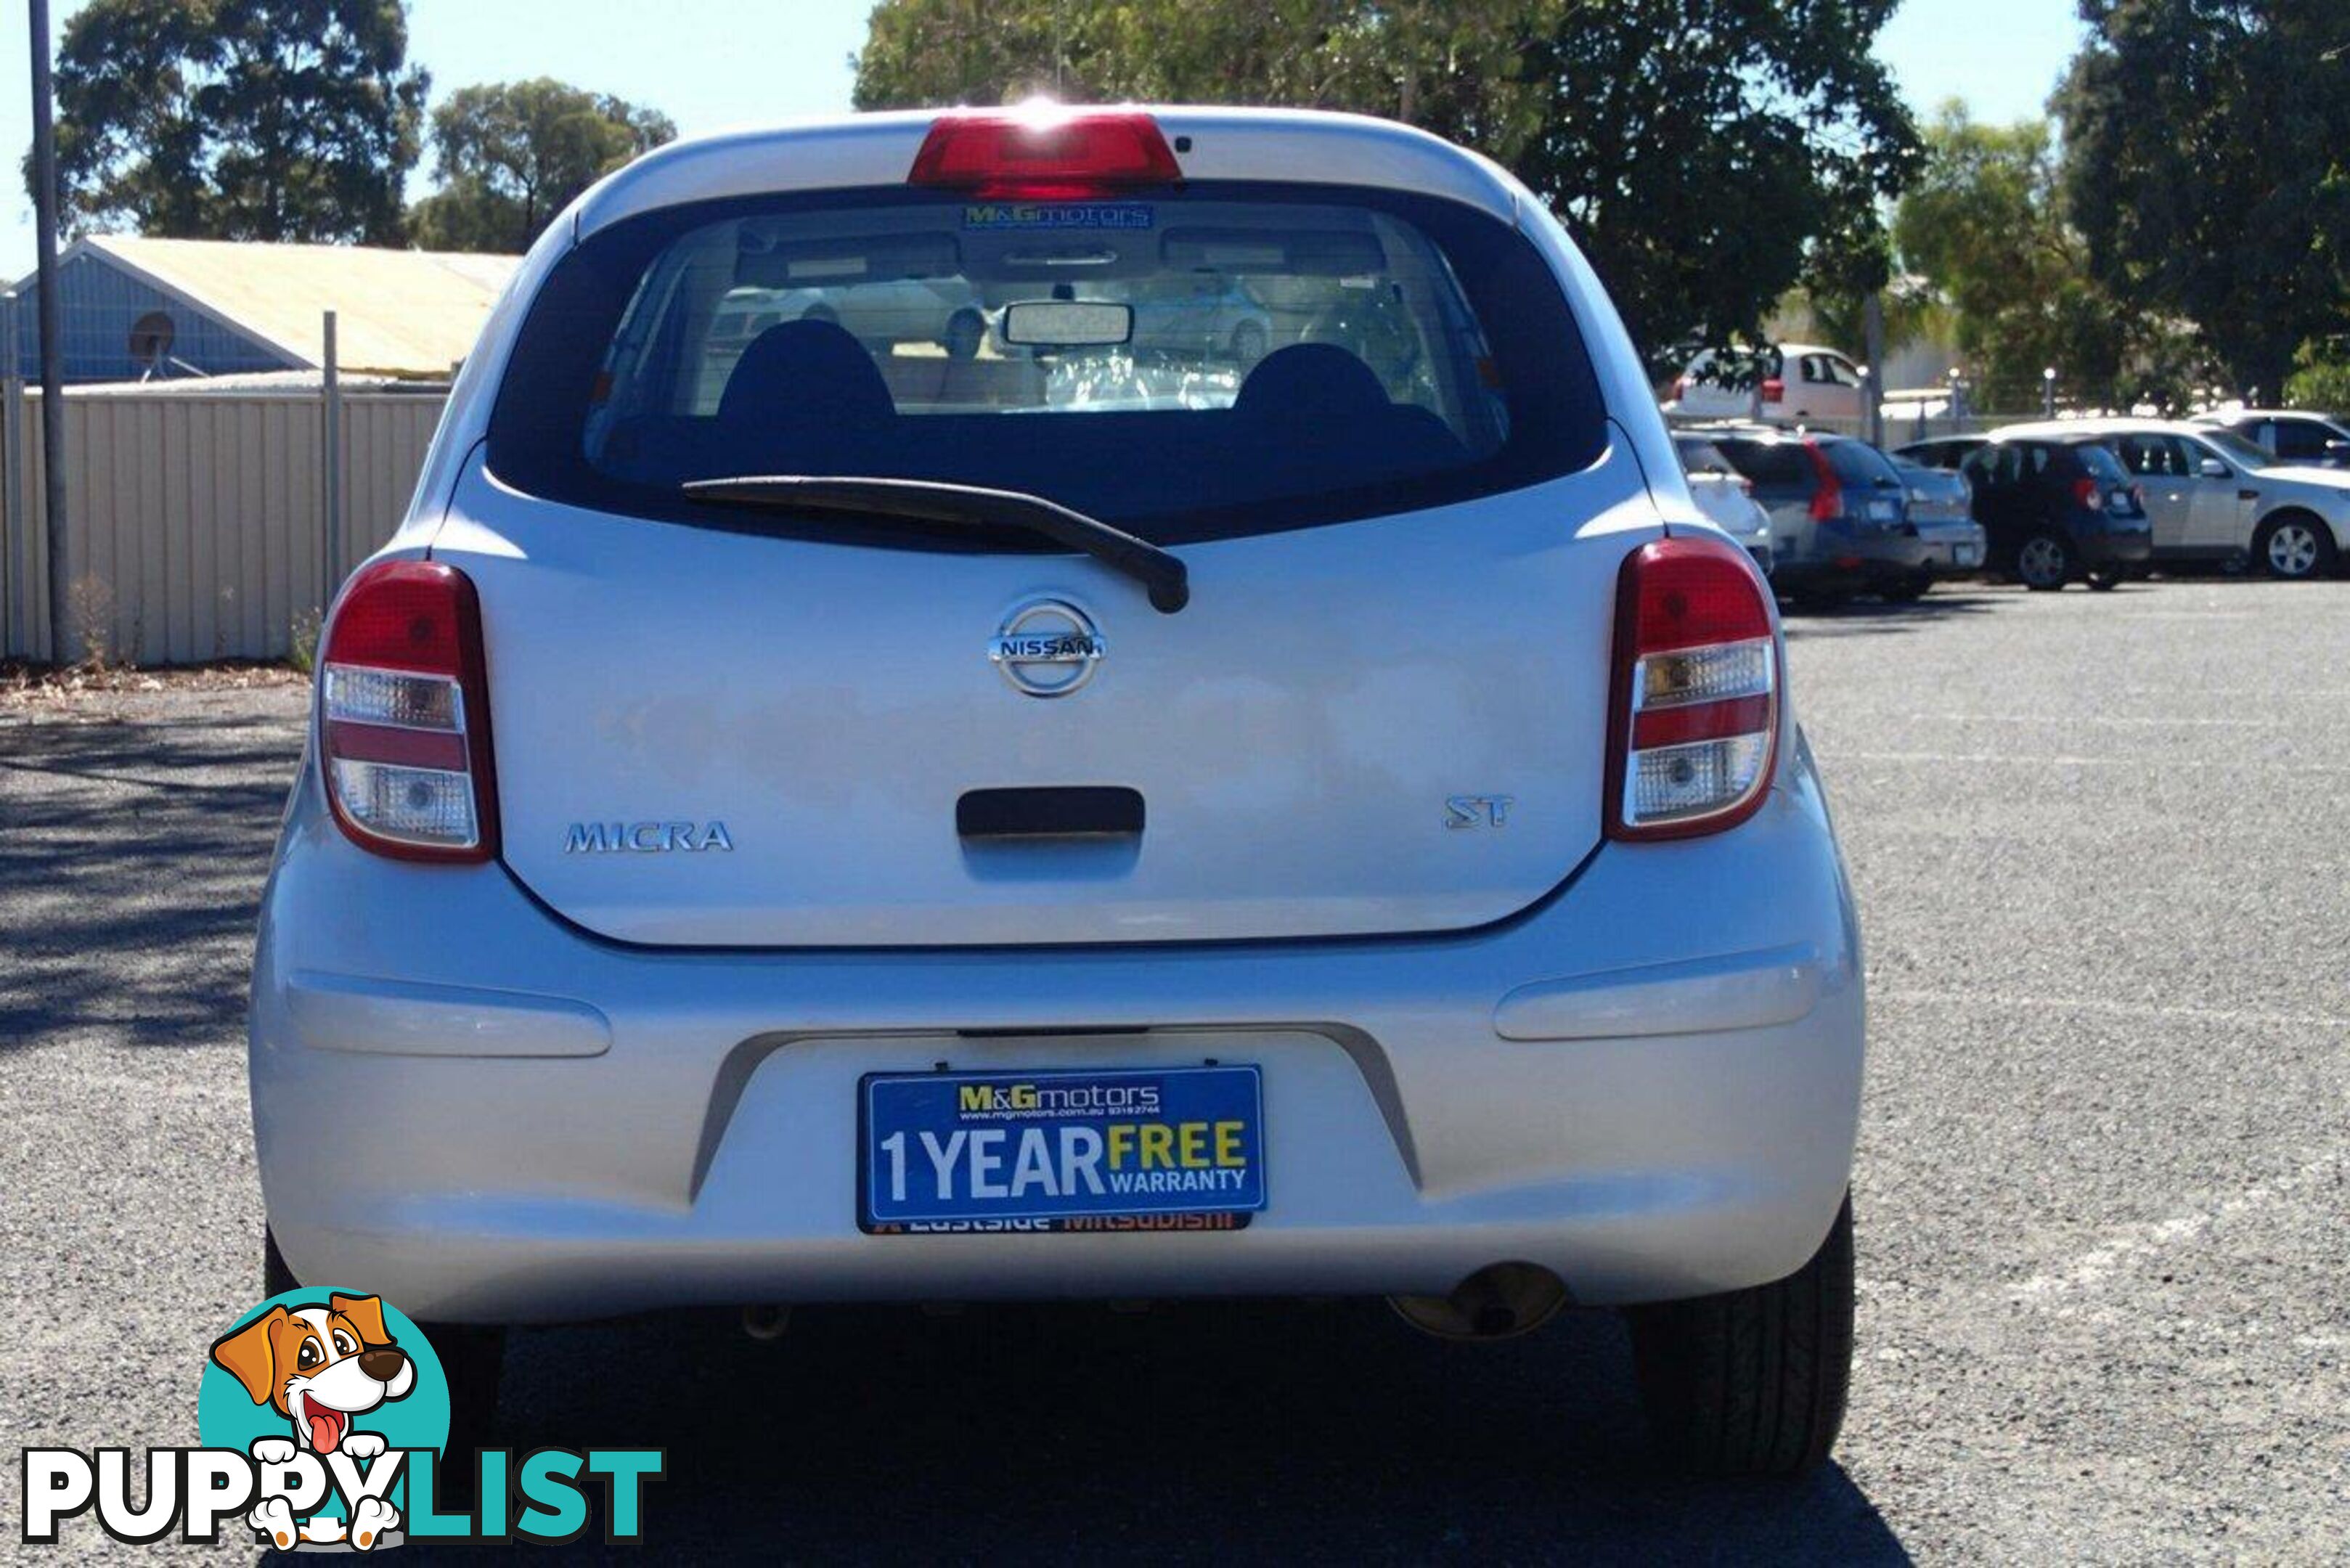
top-left (860, 1066), bottom-right (1266, 1234)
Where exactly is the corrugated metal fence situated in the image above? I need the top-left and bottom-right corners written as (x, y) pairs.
top-left (0, 386), bottom-right (446, 663)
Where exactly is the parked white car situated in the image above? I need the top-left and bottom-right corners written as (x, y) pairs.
top-left (1673, 432), bottom-right (1774, 573)
top-left (2012, 417), bottom-right (2350, 579)
top-left (253, 107), bottom-right (1866, 1478)
top-left (2192, 407), bottom-right (2350, 469)
top-left (1665, 341), bottom-right (1868, 423)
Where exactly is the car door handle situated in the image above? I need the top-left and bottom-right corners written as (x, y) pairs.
top-left (2238, 490), bottom-right (2260, 502)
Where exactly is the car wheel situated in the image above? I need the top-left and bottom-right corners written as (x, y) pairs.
top-left (263, 1225), bottom-right (298, 1297)
top-left (263, 1225), bottom-right (505, 1503)
top-left (943, 309), bottom-right (984, 362)
top-left (1627, 1193), bottom-right (1854, 1478)
top-left (1879, 571), bottom-right (1933, 603)
top-left (2253, 513), bottom-right (2335, 580)
top-left (1230, 320), bottom-right (1268, 367)
top-left (2016, 531), bottom-right (2073, 590)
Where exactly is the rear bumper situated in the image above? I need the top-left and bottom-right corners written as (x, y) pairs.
top-left (2080, 526), bottom-right (2154, 567)
top-left (250, 743), bottom-right (1865, 1323)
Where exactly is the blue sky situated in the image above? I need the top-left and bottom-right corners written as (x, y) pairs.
top-left (0, 0), bottom-right (2089, 279)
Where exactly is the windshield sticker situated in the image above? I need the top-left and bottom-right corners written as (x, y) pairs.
top-left (963, 203), bottom-right (1155, 231)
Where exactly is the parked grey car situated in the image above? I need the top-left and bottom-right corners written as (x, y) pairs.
top-left (1891, 460), bottom-right (1988, 595)
top-left (1703, 425), bottom-right (1942, 603)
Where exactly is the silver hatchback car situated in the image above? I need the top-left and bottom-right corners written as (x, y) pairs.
top-left (250, 107), bottom-right (1866, 1477)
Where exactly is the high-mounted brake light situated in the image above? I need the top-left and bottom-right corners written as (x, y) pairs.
top-left (908, 107), bottom-right (1182, 199)
top-left (317, 560), bottom-right (497, 862)
top-left (1803, 439), bottom-right (1844, 522)
top-left (1605, 536), bottom-right (1780, 841)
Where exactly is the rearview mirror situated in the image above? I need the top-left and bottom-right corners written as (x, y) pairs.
top-left (2198, 457), bottom-right (2230, 478)
top-left (1000, 300), bottom-right (1133, 348)
top-left (2325, 439), bottom-right (2350, 459)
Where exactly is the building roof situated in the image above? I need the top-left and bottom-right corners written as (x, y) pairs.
top-left (43, 236), bottom-right (521, 377)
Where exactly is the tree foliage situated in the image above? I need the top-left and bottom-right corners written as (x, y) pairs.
top-left (1892, 102), bottom-right (2174, 410)
top-left (853, 0), bottom-right (1917, 371)
top-left (2057, 0), bottom-right (2350, 401)
top-left (409, 79), bottom-right (676, 253)
top-left (44, 0), bottom-right (428, 245)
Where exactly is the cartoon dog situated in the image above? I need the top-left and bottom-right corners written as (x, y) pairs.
top-left (210, 1293), bottom-right (415, 1551)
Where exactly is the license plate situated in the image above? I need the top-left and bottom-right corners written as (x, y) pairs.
top-left (1869, 499), bottom-right (1899, 521)
top-left (1956, 544), bottom-right (1981, 566)
top-left (860, 1066), bottom-right (1266, 1233)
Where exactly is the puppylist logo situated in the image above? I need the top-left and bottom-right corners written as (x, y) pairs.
top-left (19, 1289), bottom-right (662, 1551)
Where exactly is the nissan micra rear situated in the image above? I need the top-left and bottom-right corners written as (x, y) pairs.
top-left (250, 107), bottom-right (1866, 1477)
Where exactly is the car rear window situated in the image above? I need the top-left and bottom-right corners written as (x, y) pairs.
top-left (488, 183), bottom-right (1607, 546)
top-left (1714, 439), bottom-right (1809, 488)
top-left (1824, 441), bottom-right (1900, 487)
top-left (2070, 441), bottom-right (2131, 485)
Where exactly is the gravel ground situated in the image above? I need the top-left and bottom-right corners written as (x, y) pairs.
top-left (1, 579), bottom-right (2344, 1563)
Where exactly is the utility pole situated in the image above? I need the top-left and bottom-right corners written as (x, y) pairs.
top-left (28, 0), bottom-right (70, 665)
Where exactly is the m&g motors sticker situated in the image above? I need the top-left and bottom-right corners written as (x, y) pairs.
top-left (963, 203), bottom-right (1155, 230)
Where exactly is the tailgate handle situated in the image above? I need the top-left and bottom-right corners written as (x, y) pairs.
top-left (958, 787), bottom-right (1143, 840)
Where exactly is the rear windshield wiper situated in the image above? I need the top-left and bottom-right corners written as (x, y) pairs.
top-left (683, 475), bottom-right (1190, 614)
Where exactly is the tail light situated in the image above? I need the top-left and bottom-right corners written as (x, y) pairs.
top-left (1761, 377), bottom-right (1785, 404)
top-left (2073, 475), bottom-right (2099, 510)
top-left (1606, 536), bottom-right (1779, 841)
top-left (317, 560), bottom-right (497, 862)
top-left (909, 107), bottom-right (1182, 199)
top-left (1670, 377), bottom-right (1689, 401)
top-left (1803, 440), bottom-right (1844, 521)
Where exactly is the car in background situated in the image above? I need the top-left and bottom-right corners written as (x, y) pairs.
top-left (1703, 424), bottom-right (1937, 603)
top-left (1665, 343), bottom-right (1868, 423)
top-left (2192, 408), bottom-right (2350, 469)
top-left (1109, 275), bottom-right (1273, 364)
top-left (1893, 434), bottom-right (1990, 472)
top-left (708, 278), bottom-right (990, 361)
top-left (1959, 429), bottom-right (2153, 589)
top-left (2046, 418), bottom-right (2350, 580)
top-left (1890, 460), bottom-right (1988, 597)
top-left (1673, 432), bottom-right (1774, 575)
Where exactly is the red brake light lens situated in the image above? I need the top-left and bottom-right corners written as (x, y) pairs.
top-left (2073, 475), bottom-right (2100, 510)
top-left (1804, 440), bottom-right (1844, 522)
top-left (909, 108), bottom-right (1183, 199)
top-left (1607, 536), bottom-right (1779, 841)
top-left (1761, 377), bottom-right (1786, 404)
top-left (317, 560), bottom-right (497, 862)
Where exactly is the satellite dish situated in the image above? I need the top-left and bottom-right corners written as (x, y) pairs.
top-left (128, 310), bottom-right (176, 375)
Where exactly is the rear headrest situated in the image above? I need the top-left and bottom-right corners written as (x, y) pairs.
top-left (1232, 343), bottom-right (1389, 422)
top-left (718, 318), bottom-right (895, 427)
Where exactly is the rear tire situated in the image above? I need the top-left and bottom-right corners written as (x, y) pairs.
top-left (943, 309), bottom-right (984, 362)
top-left (1879, 571), bottom-right (1933, 603)
top-left (263, 1225), bottom-right (505, 1506)
top-left (2253, 513), bottom-right (2335, 580)
top-left (2016, 531), bottom-right (2073, 590)
top-left (1627, 1194), bottom-right (1854, 1479)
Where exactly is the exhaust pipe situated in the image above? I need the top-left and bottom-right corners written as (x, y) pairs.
top-left (1390, 1262), bottom-right (1568, 1342)
top-left (741, 1303), bottom-right (792, 1341)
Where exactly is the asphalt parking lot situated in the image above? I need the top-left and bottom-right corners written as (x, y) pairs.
top-left (2, 579), bottom-right (2345, 1563)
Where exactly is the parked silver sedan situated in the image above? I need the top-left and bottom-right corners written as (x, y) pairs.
top-left (1891, 460), bottom-right (1988, 595)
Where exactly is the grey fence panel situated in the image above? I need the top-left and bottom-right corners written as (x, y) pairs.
top-left (0, 386), bottom-right (449, 663)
